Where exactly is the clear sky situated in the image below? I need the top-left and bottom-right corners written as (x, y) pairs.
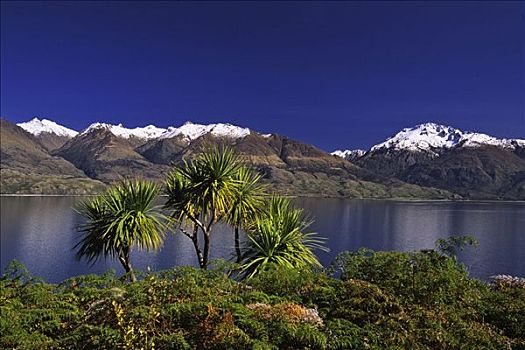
top-left (1, 1), bottom-right (524, 151)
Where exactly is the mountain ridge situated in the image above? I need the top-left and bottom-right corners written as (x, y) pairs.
top-left (332, 122), bottom-right (524, 200)
top-left (20, 118), bottom-right (261, 141)
top-left (3, 117), bottom-right (523, 199)
top-left (17, 119), bottom-right (524, 156)
top-left (333, 122), bottom-right (524, 156)
top-left (1, 118), bottom-right (453, 199)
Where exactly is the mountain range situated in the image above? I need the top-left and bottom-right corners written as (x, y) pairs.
top-left (332, 123), bottom-right (525, 199)
top-left (1, 118), bottom-right (523, 199)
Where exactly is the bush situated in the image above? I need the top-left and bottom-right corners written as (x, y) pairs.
top-left (1, 251), bottom-right (523, 349)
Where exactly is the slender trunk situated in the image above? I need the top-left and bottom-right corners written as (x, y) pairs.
top-left (202, 230), bottom-right (211, 270)
top-left (200, 209), bottom-right (216, 270)
top-left (190, 224), bottom-right (205, 268)
top-left (235, 226), bottom-right (242, 263)
top-left (118, 250), bottom-right (136, 282)
top-left (126, 262), bottom-right (137, 283)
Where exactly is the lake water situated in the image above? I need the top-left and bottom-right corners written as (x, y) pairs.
top-left (1, 196), bottom-right (524, 283)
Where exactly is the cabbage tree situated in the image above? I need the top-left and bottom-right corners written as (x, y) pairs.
top-left (226, 167), bottom-right (266, 262)
top-left (240, 197), bottom-right (328, 279)
top-left (165, 147), bottom-right (243, 269)
top-left (75, 180), bottom-right (168, 282)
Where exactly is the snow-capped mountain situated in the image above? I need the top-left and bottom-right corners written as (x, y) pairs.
top-left (331, 149), bottom-right (366, 159)
top-left (5, 117), bottom-right (525, 199)
top-left (159, 121), bottom-right (251, 141)
top-left (80, 121), bottom-right (251, 141)
top-left (14, 117), bottom-right (257, 151)
top-left (345, 122), bottom-right (525, 200)
top-left (370, 122), bottom-right (524, 153)
top-left (81, 123), bottom-right (168, 140)
top-left (17, 118), bottom-right (78, 137)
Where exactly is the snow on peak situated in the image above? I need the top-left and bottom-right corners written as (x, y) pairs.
top-left (159, 122), bottom-right (251, 141)
top-left (370, 122), bottom-right (524, 152)
top-left (79, 120), bottom-right (251, 141)
top-left (371, 123), bottom-right (463, 152)
top-left (17, 117), bottom-right (78, 137)
top-left (331, 149), bottom-right (366, 159)
top-left (460, 133), bottom-right (525, 148)
top-left (81, 122), bottom-right (167, 139)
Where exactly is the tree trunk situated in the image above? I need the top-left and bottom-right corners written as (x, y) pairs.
top-left (118, 251), bottom-right (136, 282)
top-left (125, 262), bottom-right (137, 283)
top-left (190, 225), bottom-right (205, 269)
top-left (202, 230), bottom-right (211, 270)
top-left (235, 226), bottom-right (242, 263)
top-left (200, 209), bottom-right (216, 270)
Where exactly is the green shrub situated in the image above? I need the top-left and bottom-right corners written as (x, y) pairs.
top-left (1, 251), bottom-right (523, 349)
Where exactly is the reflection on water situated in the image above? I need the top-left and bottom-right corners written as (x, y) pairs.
top-left (1, 196), bottom-right (524, 282)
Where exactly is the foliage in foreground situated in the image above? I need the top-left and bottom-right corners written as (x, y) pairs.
top-left (1, 250), bottom-right (524, 350)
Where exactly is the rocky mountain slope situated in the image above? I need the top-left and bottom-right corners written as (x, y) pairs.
top-left (1, 118), bottom-right (453, 198)
top-left (331, 149), bottom-right (366, 162)
top-left (333, 123), bottom-right (525, 199)
top-left (5, 118), bottom-right (524, 199)
top-left (0, 119), bottom-right (104, 194)
top-left (56, 126), bottom-right (170, 183)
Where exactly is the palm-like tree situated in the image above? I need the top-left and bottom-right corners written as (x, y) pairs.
top-left (165, 146), bottom-right (243, 269)
top-left (226, 167), bottom-right (266, 263)
top-left (75, 180), bottom-right (168, 282)
top-left (240, 197), bottom-right (328, 279)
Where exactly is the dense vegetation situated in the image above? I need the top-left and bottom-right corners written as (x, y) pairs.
top-left (1, 249), bottom-right (524, 349)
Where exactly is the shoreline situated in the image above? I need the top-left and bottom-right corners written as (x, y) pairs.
top-left (2, 193), bottom-right (525, 203)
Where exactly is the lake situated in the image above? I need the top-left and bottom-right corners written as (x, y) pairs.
top-left (1, 196), bottom-right (524, 283)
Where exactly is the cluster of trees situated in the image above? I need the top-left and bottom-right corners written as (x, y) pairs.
top-left (75, 147), bottom-right (326, 282)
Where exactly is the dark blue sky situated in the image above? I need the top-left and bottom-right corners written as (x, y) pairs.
top-left (1, 1), bottom-right (524, 150)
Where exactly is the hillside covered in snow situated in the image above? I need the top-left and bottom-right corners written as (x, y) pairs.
top-left (333, 122), bottom-right (524, 159)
